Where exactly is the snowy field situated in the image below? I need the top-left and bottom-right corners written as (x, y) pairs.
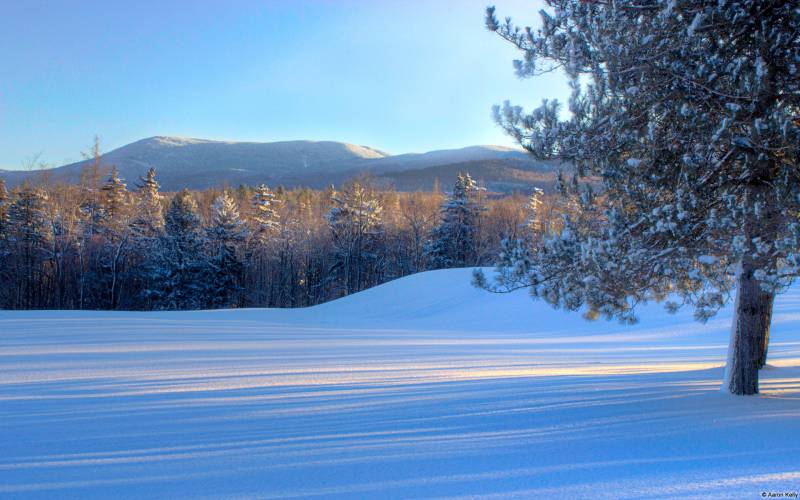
top-left (1, 268), bottom-right (799, 499)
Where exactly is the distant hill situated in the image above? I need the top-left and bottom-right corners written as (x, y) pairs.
top-left (374, 158), bottom-right (564, 193)
top-left (0, 136), bottom-right (563, 193)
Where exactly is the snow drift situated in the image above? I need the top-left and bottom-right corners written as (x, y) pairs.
top-left (1, 268), bottom-right (798, 498)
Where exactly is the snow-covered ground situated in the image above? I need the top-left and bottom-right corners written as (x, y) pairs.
top-left (1, 268), bottom-right (798, 498)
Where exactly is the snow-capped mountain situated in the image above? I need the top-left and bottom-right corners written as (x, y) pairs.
top-left (0, 136), bottom-right (555, 191)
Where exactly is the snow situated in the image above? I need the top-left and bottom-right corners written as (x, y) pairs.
top-left (151, 136), bottom-right (224, 147)
top-left (627, 158), bottom-right (642, 167)
top-left (1, 268), bottom-right (799, 498)
top-left (149, 136), bottom-right (387, 160)
top-left (698, 255), bottom-right (718, 265)
top-left (687, 13), bottom-right (704, 37)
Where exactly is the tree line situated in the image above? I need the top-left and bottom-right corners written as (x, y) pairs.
top-left (0, 162), bottom-right (562, 311)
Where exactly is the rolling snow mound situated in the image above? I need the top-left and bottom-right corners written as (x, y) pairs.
top-left (1, 268), bottom-right (799, 498)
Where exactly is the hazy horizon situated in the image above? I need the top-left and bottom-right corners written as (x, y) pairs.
top-left (0, 0), bottom-right (568, 171)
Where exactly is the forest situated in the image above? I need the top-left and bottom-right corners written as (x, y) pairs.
top-left (0, 153), bottom-right (563, 311)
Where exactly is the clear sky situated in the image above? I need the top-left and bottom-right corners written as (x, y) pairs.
top-left (0, 0), bottom-right (568, 170)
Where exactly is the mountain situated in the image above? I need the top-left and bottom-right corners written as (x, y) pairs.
top-left (0, 136), bottom-right (560, 192)
top-left (365, 144), bottom-right (528, 170)
top-left (375, 158), bottom-right (563, 193)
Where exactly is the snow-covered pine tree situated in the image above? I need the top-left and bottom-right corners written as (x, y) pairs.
top-left (6, 183), bottom-right (52, 308)
top-left (206, 191), bottom-right (247, 308)
top-left (426, 173), bottom-right (485, 269)
top-left (96, 168), bottom-right (132, 308)
top-left (0, 179), bottom-right (8, 306)
top-left (249, 184), bottom-right (281, 241)
top-left (77, 192), bottom-right (103, 240)
top-left (0, 178), bottom-right (8, 245)
top-left (519, 186), bottom-right (549, 252)
top-left (483, 186), bottom-right (548, 294)
top-left (326, 181), bottom-right (384, 295)
top-left (478, 1), bottom-right (800, 395)
top-left (244, 184), bottom-right (282, 306)
top-left (76, 137), bottom-right (104, 236)
top-left (100, 168), bottom-right (128, 223)
top-left (151, 189), bottom-right (209, 310)
top-left (130, 167), bottom-right (163, 238)
top-left (524, 187), bottom-right (544, 237)
top-left (128, 167), bottom-right (164, 308)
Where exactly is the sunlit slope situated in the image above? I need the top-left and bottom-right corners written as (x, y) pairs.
top-left (306, 267), bottom-right (690, 332)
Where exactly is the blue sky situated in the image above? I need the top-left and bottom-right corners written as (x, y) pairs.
top-left (0, 0), bottom-right (568, 170)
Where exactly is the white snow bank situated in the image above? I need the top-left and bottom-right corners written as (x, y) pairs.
top-left (0, 268), bottom-right (798, 498)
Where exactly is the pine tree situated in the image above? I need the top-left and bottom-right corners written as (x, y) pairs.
top-left (479, 1), bottom-right (800, 394)
top-left (128, 168), bottom-right (164, 308)
top-left (426, 173), bottom-right (485, 269)
top-left (206, 191), bottom-right (247, 308)
top-left (524, 187), bottom-right (544, 237)
top-left (249, 184), bottom-right (280, 243)
top-left (100, 168), bottom-right (128, 223)
top-left (151, 190), bottom-right (209, 310)
top-left (78, 194), bottom-right (103, 239)
top-left (0, 178), bottom-right (8, 245)
top-left (130, 167), bottom-right (163, 238)
top-left (0, 181), bottom-right (14, 307)
top-left (81, 167), bottom-right (132, 309)
top-left (0, 179), bottom-right (8, 238)
top-left (243, 184), bottom-right (282, 306)
top-left (77, 140), bottom-right (106, 240)
top-left (6, 183), bottom-right (52, 308)
top-left (0, 179), bottom-right (8, 307)
top-left (326, 182), bottom-right (384, 295)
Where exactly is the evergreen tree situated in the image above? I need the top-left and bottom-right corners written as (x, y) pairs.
top-left (100, 168), bottom-right (128, 223)
top-left (326, 182), bottom-right (384, 295)
top-left (0, 176), bottom-right (564, 312)
top-left (426, 173), bottom-right (485, 268)
top-left (6, 183), bottom-right (52, 308)
top-left (151, 190), bottom-right (209, 310)
top-left (479, 1), bottom-right (800, 394)
top-left (524, 187), bottom-right (545, 237)
top-left (129, 168), bottom-right (164, 308)
top-left (130, 167), bottom-right (164, 238)
top-left (206, 192), bottom-right (247, 308)
top-left (243, 184), bottom-right (282, 306)
top-left (249, 184), bottom-right (281, 243)
top-left (0, 179), bottom-right (8, 247)
top-left (75, 168), bottom-right (132, 309)
top-left (74, 160), bottom-right (109, 309)
top-left (0, 179), bottom-right (8, 307)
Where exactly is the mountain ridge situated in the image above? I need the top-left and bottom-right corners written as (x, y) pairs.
top-left (0, 136), bottom-right (558, 193)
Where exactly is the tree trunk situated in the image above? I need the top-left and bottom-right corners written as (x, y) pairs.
top-left (724, 262), bottom-right (772, 395)
top-left (756, 292), bottom-right (774, 369)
